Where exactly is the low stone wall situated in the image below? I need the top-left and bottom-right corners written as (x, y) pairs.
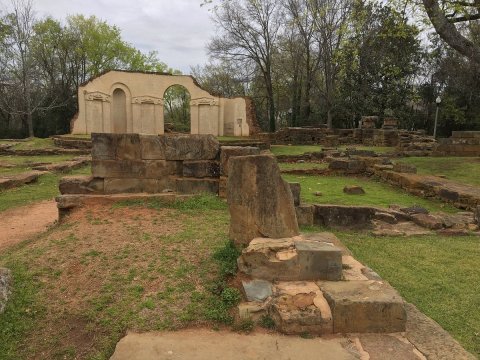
top-left (60, 133), bottom-right (221, 196)
top-left (433, 131), bottom-right (480, 156)
top-left (255, 127), bottom-right (433, 149)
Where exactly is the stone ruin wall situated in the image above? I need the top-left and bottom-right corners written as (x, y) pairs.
top-left (433, 131), bottom-right (480, 157)
top-left (71, 70), bottom-right (258, 137)
top-left (59, 133), bottom-right (265, 198)
top-left (255, 127), bottom-right (432, 149)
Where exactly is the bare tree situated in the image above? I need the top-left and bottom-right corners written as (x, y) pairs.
top-left (209, 0), bottom-right (282, 132)
top-left (0, 0), bottom-right (37, 137)
top-left (309, 0), bottom-right (351, 128)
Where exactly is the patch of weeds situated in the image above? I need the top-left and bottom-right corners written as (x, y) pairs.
top-left (233, 318), bottom-right (255, 333)
top-left (0, 263), bottom-right (43, 360)
top-left (300, 332), bottom-right (314, 339)
top-left (141, 298), bottom-right (155, 310)
top-left (83, 250), bottom-right (102, 258)
top-left (221, 287), bottom-right (241, 307)
top-left (259, 314), bottom-right (276, 329)
top-left (213, 240), bottom-right (241, 278)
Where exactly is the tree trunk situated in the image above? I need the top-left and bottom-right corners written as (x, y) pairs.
top-left (422, 0), bottom-right (480, 64)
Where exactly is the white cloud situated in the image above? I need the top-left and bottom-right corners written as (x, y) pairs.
top-left (29, 0), bottom-right (215, 73)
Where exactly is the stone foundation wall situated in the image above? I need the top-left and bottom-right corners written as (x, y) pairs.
top-left (433, 131), bottom-right (480, 156)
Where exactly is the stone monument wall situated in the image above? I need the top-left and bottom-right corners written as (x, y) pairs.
top-left (71, 70), bottom-right (257, 137)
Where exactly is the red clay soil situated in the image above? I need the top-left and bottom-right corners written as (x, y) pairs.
top-left (0, 200), bottom-right (58, 252)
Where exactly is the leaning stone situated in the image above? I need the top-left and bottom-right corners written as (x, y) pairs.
top-left (242, 280), bottom-right (273, 302)
top-left (0, 268), bottom-right (12, 314)
top-left (319, 280), bottom-right (406, 333)
top-left (175, 178), bottom-right (219, 195)
top-left (220, 146), bottom-right (260, 176)
top-left (289, 182), bottom-right (301, 206)
top-left (343, 185), bottom-right (365, 195)
top-left (164, 134), bottom-right (220, 160)
top-left (227, 155), bottom-right (299, 245)
top-left (183, 160), bottom-right (220, 178)
top-left (59, 176), bottom-right (104, 195)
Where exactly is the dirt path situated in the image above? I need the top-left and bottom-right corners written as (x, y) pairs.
top-left (0, 200), bottom-right (58, 252)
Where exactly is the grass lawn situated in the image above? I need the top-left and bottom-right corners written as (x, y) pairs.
top-left (282, 174), bottom-right (458, 213)
top-left (279, 162), bottom-right (328, 171)
top-left (338, 230), bottom-right (480, 357)
top-left (0, 155), bottom-right (77, 175)
top-left (0, 138), bottom-right (56, 150)
top-left (271, 145), bottom-right (396, 156)
top-left (0, 164), bottom-right (90, 212)
top-left (0, 195), bottom-right (238, 360)
top-left (398, 157), bottom-right (480, 187)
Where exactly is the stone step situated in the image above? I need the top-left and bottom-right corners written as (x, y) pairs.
top-left (237, 234), bottom-right (343, 282)
top-left (319, 280), bottom-right (406, 333)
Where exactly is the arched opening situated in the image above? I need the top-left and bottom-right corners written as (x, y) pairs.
top-left (163, 85), bottom-right (191, 133)
top-left (112, 88), bottom-right (127, 133)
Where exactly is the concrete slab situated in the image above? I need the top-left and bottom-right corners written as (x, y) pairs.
top-left (109, 330), bottom-right (358, 360)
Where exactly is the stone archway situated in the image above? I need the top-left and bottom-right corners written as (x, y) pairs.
top-left (112, 88), bottom-right (127, 133)
top-left (163, 84), bottom-right (191, 133)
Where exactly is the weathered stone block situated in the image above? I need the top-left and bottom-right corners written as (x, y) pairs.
top-left (145, 160), bottom-right (182, 179)
top-left (140, 135), bottom-right (166, 160)
top-left (319, 280), bottom-right (406, 333)
top-left (242, 280), bottom-right (273, 302)
top-left (219, 176), bottom-right (227, 199)
top-left (59, 176), bottom-right (104, 195)
top-left (393, 163), bottom-right (417, 174)
top-left (314, 205), bottom-right (376, 229)
top-left (92, 160), bottom-right (146, 178)
top-left (183, 160), bottom-right (220, 178)
top-left (164, 134), bottom-right (219, 160)
top-left (175, 178), bottom-right (219, 195)
top-left (411, 213), bottom-right (444, 230)
top-left (238, 302), bottom-right (266, 321)
top-left (227, 155), bottom-right (299, 245)
top-left (91, 133), bottom-right (117, 160)
top-left (296, 205), bottom-right (314, 226)
top-left (270, 282), bottom-right (333, 335)
top-left (475, 206), bottom-right (480, 226)
top-left (289, 182), bottom-right (301, 206)
top-left (220, 146), bottom-right (260, 176)
top-left (237, 236), bottom-right (342, 281)
top-left (104, 178), bottom-right (144, 194)
top-left (116, 134), bottom-right (141, 160)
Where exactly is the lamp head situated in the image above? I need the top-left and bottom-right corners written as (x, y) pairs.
top-left (436, 96), bottom-right (441, 105)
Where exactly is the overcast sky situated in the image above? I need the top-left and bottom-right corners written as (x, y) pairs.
top-left (31, 0), bottom-right (216, 73)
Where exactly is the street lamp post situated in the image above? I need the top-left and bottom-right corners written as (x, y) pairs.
top-left (433, 96), bottom-right (441, 138)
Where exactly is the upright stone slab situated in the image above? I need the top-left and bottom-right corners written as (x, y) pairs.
top-left (227, 155), bottom-right (299, 245)
top-left (220, 146), bottom-right (260, 176)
